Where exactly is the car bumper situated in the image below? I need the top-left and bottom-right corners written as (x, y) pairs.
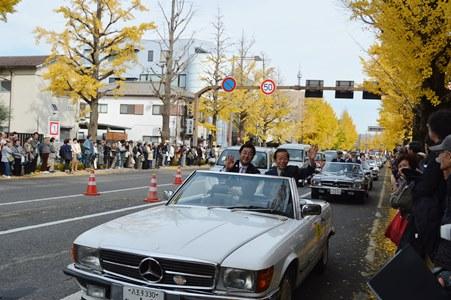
top-left (311, 186), bottom-right (366, 197)
top-left (64, 264), bottom-right (279, 300)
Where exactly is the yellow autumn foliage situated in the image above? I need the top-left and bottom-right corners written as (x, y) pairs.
top-left (35, 0), bottom-right (155, 136)
top-left (347, 0), bottom-right (450, 144)
top-left (0, 0), bottom-right (20, 21)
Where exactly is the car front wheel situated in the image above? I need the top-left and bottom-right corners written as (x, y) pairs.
top-left (278, 272), bottom-right (294, 300)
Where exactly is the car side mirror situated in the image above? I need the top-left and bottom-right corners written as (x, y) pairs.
top-left (163, 190), bottom-right (174, 200)
top-left (302, 204), bottom-right (322, 216)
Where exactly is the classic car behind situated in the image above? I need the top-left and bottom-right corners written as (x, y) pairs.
top-left (64, 171), bottom-right (334, 300)
top-left (310, 162), bottom-right (370, 202)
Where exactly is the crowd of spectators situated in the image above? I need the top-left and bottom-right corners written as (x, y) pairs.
top-left (1, 131), bottom-right (220, 178)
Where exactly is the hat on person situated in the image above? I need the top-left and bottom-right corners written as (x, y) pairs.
top-left (429, 134), bottom-right (451, 152)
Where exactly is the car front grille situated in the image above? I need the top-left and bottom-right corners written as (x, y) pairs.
top-left (99, 249), bottom-right (216, 289)
top-left (321, 181), bottom-right (353, 188)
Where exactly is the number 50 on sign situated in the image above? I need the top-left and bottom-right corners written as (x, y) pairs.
top-left (260, 79), bottom-right (276, 95)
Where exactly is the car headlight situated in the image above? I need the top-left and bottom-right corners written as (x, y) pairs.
top-left (219, 267), bottom-right (273, 293)
top-left (353, 182), bottom-right (362, 189)
top-left (72, 244), bottom-right (102, 272)
top-left (311, 179), bottom-right (321, 186)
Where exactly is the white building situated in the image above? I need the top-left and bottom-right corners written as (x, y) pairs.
top-left (79, 82), bottom-right (193, 143)
top-left (0, 56), bottom-right (78, 141)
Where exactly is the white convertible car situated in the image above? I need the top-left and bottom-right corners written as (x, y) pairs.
top-left (64, 171), bottom-right (334, 300)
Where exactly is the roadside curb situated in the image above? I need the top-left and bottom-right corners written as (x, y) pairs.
top-left (0, 165), bottom-right (209, 181)
top-left (362, 166), bottom-right (397, 298)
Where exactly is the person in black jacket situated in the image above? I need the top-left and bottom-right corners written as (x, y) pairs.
top-left (409, 110), bottom-right (451, 258)
top-left (59, 139), bottom-right (73, 173)
top-left (265, 146), bottom-right (318, 186)
top-left (332, 151), bottom-right (345, 162)
top-left (224, 143), bottom-right (260, 174)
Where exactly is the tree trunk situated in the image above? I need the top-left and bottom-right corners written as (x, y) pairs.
top-left (88, 100), bottom-right (99, 139)
top-left (161, 98), bottom-right (171, 142)
top-left (412, 59), bottom-right (449, 145)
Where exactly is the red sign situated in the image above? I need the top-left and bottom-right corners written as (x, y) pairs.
top-left (49, 121), bottom-right (60, 136)
top-left (260, 79), bottom-right (276, 95)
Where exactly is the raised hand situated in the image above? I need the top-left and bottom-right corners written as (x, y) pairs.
top-left (225, 155), bottom-right (235, 171)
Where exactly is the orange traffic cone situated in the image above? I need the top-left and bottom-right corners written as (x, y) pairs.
top-left (144, 173), bottom-right (159, 203)
top-left (84, 170), bottom-right (100, 196)
top-left (174, 167), bottom-right (183, 185)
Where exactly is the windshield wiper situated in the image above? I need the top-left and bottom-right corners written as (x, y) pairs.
top-left (226, 206), bottom-right (288, 217)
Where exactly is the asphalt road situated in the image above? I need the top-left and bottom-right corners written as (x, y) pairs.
top-left (0, 167), bottom-right (387, 300)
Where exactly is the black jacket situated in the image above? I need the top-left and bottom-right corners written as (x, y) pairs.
top-left (432, 176), bottom-right (451, 270)
top-left (227, 160), bottom-right (260, 174)
top-left (265, 165), bottom-right (315, 184)
top-left (332, 158), bottom-right (345, 162)
top-left (410, 152), bottom-right (447, 256)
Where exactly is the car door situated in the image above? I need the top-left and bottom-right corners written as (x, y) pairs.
top-left (291, 182), bottom-right (324, 277)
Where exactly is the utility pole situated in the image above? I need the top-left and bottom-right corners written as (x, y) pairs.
top-left (297, 67), bottom-right (304, 143)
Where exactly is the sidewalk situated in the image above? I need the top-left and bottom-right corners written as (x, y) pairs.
top-left (0, 165), bottom-right (209, 180)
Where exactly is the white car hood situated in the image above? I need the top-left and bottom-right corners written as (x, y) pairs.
top-left (75, 205), bottom-right (286, 264)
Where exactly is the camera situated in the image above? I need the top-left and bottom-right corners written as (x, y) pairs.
top-left (441, 224), bottom-right (451, 241)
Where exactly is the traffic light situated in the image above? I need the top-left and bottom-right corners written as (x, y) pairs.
top-left (335, 80), bottom-right (354, 99)
top-left (305, 80), bottom-right (324, 98)
top-left (186, 101), bottom-right (194, 117)
top-left (362, 81), bottom-right (382, 100)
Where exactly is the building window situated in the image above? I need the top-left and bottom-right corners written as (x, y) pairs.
top-left (152, 105), bottom-right (163, 115)
top-left (98, 104), bottom-right (108, 113)
top-left (0, 80), bottom-right (11, 92)
top-left (120, 104), bottom-right (144, 115)
top-left (178, 74), bottom-right (186, 88)
top-left (148, 50), bottom-right (154, 62)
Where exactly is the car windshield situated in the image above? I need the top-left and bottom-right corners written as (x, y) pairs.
top-left (324, 151), bottom-right (337, 162)
top-left (322, 162), bottom-right (362, 175)
top-left (282, 149), bottom-right (304, 162)
top-left (367, 160), bottom-right (376, 166)
top-left (216, 149), bottom-right (268, 169)
top-left (168, 171), bottom-right (294, 218)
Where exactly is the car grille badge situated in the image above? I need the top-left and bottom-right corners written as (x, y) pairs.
top-left (173, 275), bottom-right (187, 285)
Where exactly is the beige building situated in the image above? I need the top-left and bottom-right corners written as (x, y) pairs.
top-left (0, 56), bottom-right (78, 140)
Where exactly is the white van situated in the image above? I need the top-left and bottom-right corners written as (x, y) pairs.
top-left (276, 143), bottom-right (311, 168)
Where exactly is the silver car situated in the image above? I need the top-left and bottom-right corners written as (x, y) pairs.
top-left (64, 171), bottom-right (334, 300)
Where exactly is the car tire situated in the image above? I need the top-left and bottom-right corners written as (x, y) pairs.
top-left (278, 270), bottom-right (295, 300)
top-left (314, 239), bottom-right (329, 274)
top-left (311, 189), bottom-right (319, 199)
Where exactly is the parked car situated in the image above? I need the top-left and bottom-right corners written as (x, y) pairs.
top-left (210, 146), bottom-right (274, 173)
top-left (64, 171), bottom-right (334, 300)
top-left (310, 162), bottom-right (370, 203)
top-left (276, 143), bottom-right (311, 168)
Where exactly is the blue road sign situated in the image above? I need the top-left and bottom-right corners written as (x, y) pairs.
top-left (222, 77), bottom-right (237, 92)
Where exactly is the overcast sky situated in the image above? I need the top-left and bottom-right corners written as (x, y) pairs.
top-left (0, 0), bottom-right (381, 133)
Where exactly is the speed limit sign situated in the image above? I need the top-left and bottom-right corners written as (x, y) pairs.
top-left (260, 79), bottom-right (276, 95)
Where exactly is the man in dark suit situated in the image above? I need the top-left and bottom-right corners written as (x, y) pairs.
top-left (332, 151), bottom-right (346, 162)
top-left (224, 143), bottom-right (260, 174)
top-left (265, 146), bottom-right (318, 185)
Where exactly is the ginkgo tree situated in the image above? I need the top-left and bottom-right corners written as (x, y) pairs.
top-left (346, 0), bottom-right (450, 144)
top-left (35, 0), bottom-right (154, 138)
top-left (297, 99), bottom-right (339, 149)
top-left (334, 110), bottom-right (358, 150)
top-left (0, 0), bottom-right (20, 21)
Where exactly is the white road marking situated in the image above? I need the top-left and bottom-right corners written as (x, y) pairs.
top-left (300, 191), bottom-right (311, 198)
top-left (365, 170), bottom-right (387, 264)
top-left (0, 202), bottom-right (164, 236)
top-left (0, 184), bottom-right (172, 207)
top-left (60, 291), bottom-right (82, 300)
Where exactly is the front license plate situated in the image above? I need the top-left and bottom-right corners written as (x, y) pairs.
top-left (123, 286), bottom-right (164, 300)
top-left (330, 188), bottom-right (341, 195)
